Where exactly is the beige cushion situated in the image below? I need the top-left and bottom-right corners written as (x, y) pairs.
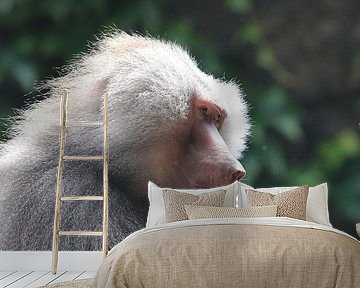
top-left (162, 189), bottom-right (226, 223)
top-left (184, 205), bottom-right (278, 219)
top-left (245, 186), bottom-right (309, 220)
top-left (239, 183), bottom-right (331, 226)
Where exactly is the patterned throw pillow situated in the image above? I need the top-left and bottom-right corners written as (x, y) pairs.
top-left (184, 205), bottom-right (278, 219)
top-left (245, 186), bottom-right (309, 220)
top-left (162, 189), bottom-right (226, 223)
top-left (146, 181), bottom-right (241, 228)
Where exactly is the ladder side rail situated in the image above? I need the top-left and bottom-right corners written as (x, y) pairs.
top-left (102, 92), bottom-right (109, 259)
top-left (52, 90), bottom-right (68, 274)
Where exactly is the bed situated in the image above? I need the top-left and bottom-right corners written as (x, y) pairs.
top-left (92, 182), bottom-right (360, 288)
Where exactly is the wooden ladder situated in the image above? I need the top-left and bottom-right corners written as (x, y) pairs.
top-left (52, 90), bottom-right (109, 274)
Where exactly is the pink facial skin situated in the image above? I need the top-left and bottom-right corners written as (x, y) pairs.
top-left (147, 97), bottom-right (246, 189)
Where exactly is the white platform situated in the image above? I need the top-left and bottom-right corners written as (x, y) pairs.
top-left (0, 251), bottom-right (102, 287)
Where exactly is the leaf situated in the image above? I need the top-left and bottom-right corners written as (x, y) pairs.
top-left (0, 0), bottom-right (14, 15)
top-left (319, 131), bottom-right (360, 170)
top-left (225, 0), bottom-right (252, 14)
top-left (12, 61), bottom-right (38, 91)
top-left (236, 23), bottom-right (263, 44)
top-left (256, 45), bottom-right (276, 69)
top-left (271, 114), bottom-right (302, 142)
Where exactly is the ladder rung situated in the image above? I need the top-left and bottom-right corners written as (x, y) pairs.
top-left (63, 156), bottom-right (103, 161)
top-left (59, 231), bottom-right (103, 236)
top-left (61, 196), bottom-right (104, 201)
top-left (66, 121), bottom-right (103, 127)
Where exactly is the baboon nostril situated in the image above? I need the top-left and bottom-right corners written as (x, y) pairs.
top-left (232, 170), bottom-right (246, 181)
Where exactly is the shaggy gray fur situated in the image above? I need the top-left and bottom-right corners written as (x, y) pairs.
top-left (0, 31), bottom-right (250, 250)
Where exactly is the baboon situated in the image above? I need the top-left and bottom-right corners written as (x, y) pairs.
top-left (0, 31), bottom-right (250, 250)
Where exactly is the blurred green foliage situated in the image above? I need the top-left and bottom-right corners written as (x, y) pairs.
top-left (0, 0), bottom-right (359, 237)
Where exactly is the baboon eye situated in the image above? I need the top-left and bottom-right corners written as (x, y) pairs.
top-left (199, 107), bottom-right (208, 116)
top-left (214, 113), bottom-right (222, 129)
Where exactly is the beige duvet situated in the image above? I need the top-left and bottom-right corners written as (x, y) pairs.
top-left (92, 218), bottom-right (360, 288)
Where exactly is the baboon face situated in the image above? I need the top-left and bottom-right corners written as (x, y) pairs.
top-left (103, 35), bottom-right (249, 194)
top-left (146, 96), bottom-right (246, 190)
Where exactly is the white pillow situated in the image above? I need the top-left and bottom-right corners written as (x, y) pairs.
top-left (146, 181), bottom-right (241, 227)
top-left (239, 183), bottom-right (331, 227)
